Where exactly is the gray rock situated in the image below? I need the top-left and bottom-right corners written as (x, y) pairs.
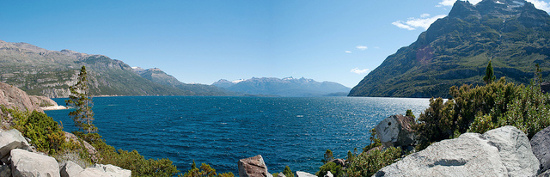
top-left (94, 164), bottom-right (131, 177)
top-left (539, 170), bottom-right (550, 177)
top-left (10, 149), bottom-right (60, 177)
top-left (0, 129), bottom-right (31, 163)
top-left (374, 115), bottom-right (415, 148)
top-left (375, 126), bottom-right (539, 177)
top-left (60, 161), bottom-right (84, 177)
top-left (295, 171), bottom-right (316, 177)
top-left (0, 82), bottom-right (44, 113)
top-left (531, 126), bottom-right (550, 173)
top-left (324, 171), bottom-right (334, 177)
top-left (238, 155), bottom-right (273, 177)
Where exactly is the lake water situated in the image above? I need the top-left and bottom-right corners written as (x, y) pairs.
top-left (46, 96), bottom-right (429, 175)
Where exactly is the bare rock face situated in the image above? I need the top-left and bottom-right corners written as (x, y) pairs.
top-left (238, 155), bottom-right (273, 177)
top-left (10, 149), bottom-right (60, 177)
top-left (375, 126), bottom-right (539, 177)
top-left (0, 82), bottom-right (43, 113)
top-left (374, 115), bottom-right (415, 147)
top-left (28, 95), bottom-right (57, 107)
top-left (531, 126), bottom-right (550, 174)
top-left (64, 132), bottom-right (98, 161)
top-left (61, 162), bottom-right (131, 177)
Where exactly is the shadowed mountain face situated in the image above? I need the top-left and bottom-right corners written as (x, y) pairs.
top-left (213, 77), bottom-right (351, 97)
top-left (0, 40), bottom-right (227, 97)
top-left (349, 0), bottom-right (550, 98)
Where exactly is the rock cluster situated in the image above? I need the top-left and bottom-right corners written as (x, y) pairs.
top-left (374, 115), bottom-right (416, 148)
top-left (0, 128), bottom-right (130, 177)
top-left (375, 126), bottom-right (539, 177)
top-left (0, 82), bottom-right (44, 113)
top-left (238, 155), bottom-right (273, 177)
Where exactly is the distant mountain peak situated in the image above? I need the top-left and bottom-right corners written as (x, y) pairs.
top-left (212, 77), bottom-right (350, 97)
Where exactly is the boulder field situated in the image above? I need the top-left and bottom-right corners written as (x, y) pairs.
top-left (0, 128), bottom-right (130, 177)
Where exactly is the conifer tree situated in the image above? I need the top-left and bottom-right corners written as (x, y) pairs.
top-left (66, 66), bottom-right (97, 134)
top-left (483, 60), bottom-right (496, 84)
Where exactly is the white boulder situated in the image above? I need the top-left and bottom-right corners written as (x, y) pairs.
top-left (10, 149), bottom-right (60, 177)
top-left (375, 126), bottom-right (539, 177)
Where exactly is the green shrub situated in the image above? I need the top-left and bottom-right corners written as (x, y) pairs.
top-left (181, 160), bottom-right (234, 177)
top-left (316, 162), bottom-right (344, 177)
top-left (11, 110), bottom-right (66, 155)
top-left (283, 166), bottom-right (294, 177)
top-left (346, 147), bottom-right (402, 177)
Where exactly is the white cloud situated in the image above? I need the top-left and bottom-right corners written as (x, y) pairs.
top-left (392, 14), bottom-right (447, 30)
top-left (345, 51), bottom-right (352, 53)
top-left (350, 68), bottom-right (370, 74)
top-left (528, 0), bottom-right (550, 12)
top-left (356, 45), bottom-right (368, 50)
top-left (392, 21), bottom-right (415, 30)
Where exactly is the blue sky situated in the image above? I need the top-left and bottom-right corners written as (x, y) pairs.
top-left (1, 0), bottom-right (549, 87)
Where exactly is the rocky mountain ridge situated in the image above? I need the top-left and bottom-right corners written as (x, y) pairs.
top-left (213, 77), bottom-right (350, 97)
top-left (0, 40), bottom-right (227, 97)
top-left (350, 0), bottom-right (550, 98)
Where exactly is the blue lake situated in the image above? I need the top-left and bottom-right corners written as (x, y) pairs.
top-left (46, 96), bottom-right (429, 175)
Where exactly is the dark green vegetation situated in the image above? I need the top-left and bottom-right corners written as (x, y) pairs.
top-left (0, 41), bottom-right (228, 98)
top-left (181, 160), bottom-right (234, 177)
top-left (66, 66), bottom-right (97, 134)
top-left (349, 0), bottom-right (550, 98)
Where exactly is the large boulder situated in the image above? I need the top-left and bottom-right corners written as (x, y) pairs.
top-left (10, 149), bottom-right (60, 177)
top-left (0, 129), bottom-right (31, 163)
top-left (531, 126), bottom-right (550, 174)
top-left (375, 126), bottom-right (539, 177)
top-left (374, 115), bottom-right (415, 147)
top-left (60, 161), bottom-right (84, 177)
top-left (238, 155), bottom-right (273, 177)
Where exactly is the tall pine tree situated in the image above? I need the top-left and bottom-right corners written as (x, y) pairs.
top-left (483, 60), bottom-right (496, 84)
top-left (66, 66), bottom-right (97, 134)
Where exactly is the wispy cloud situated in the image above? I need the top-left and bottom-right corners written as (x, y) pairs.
top-left (392, 14), bottom-right (446, 30)
top-left (436, 0), bottom-right (482, 7)
top-left (345, 51), bottom-right (352, 54)
top-left (356, 45), bottom-right (368, 50)
top-left (350, 68), bottom-right (370, 74)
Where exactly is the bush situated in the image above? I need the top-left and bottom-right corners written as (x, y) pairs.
top-left (346, 147), bottom-right (402, 177)
top-left (11, 110), bottom-right (66, 155)
top-left (316, 162), bottom-right (344, 177)
top-left (283, 166), bottom-right (294, 177)
top-left (181, 160), bottom-right (234, 177)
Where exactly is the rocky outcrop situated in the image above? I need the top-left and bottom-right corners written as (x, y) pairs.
top-left (64, 132), bottom-right (98, 161)
top-left (60, 162), bottom-right (131, 177)
top-left (374, 115), bottom-right (415, 148)
top-left (295, 171), bottom-right (316, 177)
top-left (28, 95), bottom-right (56, 107)
top-left (531, 126), bottom-right (550, 174)
top-left (0, 82), bottom-right (43, 113)
top-left (375, 126), bottom-right (539, 177)
top-left (238, 155), bottom-right (273, 177)
top-left (10, 149), bottom-right (60, 177)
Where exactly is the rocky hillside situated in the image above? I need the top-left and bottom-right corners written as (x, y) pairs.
top-left (350, 0), bottom-right (550, 98)
top-left (213, 77), bottom-right (351, 97)
top-left (0, 40), bottom-right (227, 98)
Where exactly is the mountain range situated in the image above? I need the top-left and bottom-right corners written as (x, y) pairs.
top-left (0, 40), bottom-right (227, 97)
top-left (213, 77), bottom-right (351, 97)
top-left (349, 0), bottom-right (550, 98)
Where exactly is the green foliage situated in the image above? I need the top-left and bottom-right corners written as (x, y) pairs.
top-left (316, 162), bottom-right (344, 177)
top-left (283, 166), bottom-right (294, 177)
top-left (483, 60), bottom-right (496, 84)
top-left (12, 110), bottom-right (66, 155)
top-left (66, 66), bottom-right (97, 134)
top-left (181, 161), bottom-right (234, 177)
top-left (322, 149), bottom-right (334, 164)
top-left (405, 109), bottom-right (415, 119)
top-left (363, 128), bottom-right (381, 152)
top-left (346, 147), bottom-right (402, 177)
top-left (76, 133), bottom-right (179, 177)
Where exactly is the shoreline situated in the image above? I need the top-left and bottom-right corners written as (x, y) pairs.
top-left (41, 106), bottom-right (68, 111)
